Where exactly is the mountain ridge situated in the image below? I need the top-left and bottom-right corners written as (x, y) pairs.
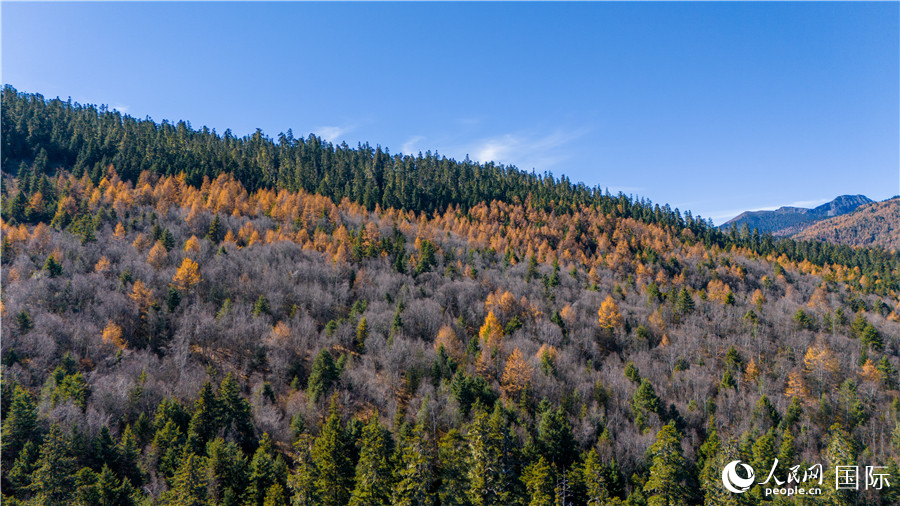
top-left (721, 194), bottom-right (873, 235)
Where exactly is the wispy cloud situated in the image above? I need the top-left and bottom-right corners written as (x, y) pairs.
top-left (466, 127), bottom-right (590, 172)
top-left (401, 135), bottom-right (425, 155)
top-left (314, 125), bottom-right (353, 143)
top-left (111, 104), bottom-right (129, 114)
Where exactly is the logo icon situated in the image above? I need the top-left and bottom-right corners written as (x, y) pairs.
top-left (722, 460), bottom-right (756, 493)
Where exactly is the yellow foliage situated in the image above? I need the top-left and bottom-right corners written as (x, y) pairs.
top-left (94, 256), bottom-right (111, 273)
top-left (479, 311), bottom-right (504, 350)
top-left (102, 321), bottom-right (125, 349)
top-left (270, 321), bottom-right (291, 343)
top-left (803, 342), bottom-right (838, 374)
top-left (173, 258), bottom-right (201, 291)
top-left (434, 325), bottom-right (463, 362)
top-left (745, 358), bottom-right (760, 383)
top-left (785, 371), bottom-right (809, 399)
top-left (132, 233), bottom-right (151, 251)
top-left (860, 359), bottom-right (879, 382)
top-left (184, 235), bottom-right (200, 253)
top-left (597, 295), bottom-right (623, 330)
top-left (536, 344), bottom-right (557, 361)
top-left (130, 281), bottom-right (155, 311)
top-left (146, 241), bottom-right (168, 269)
top-left (807, 285), bottom-right (828, 309)
top-left (501, 347), bottom-right (532, 401)
top-left (751, 289), bottom-right (766, 307)
top-left (706, 279), bottom-right (732, 304)
top-left (114, 222), bottom-right (127, 238)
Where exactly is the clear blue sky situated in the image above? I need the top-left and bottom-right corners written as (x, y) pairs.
top-left (3, 2), bottom-right (898, 224)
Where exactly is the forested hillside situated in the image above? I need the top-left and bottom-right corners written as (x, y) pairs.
top-left (2, 86), bottom-right (900, 505)
top-left (795, 198), bottom-right (900, 252)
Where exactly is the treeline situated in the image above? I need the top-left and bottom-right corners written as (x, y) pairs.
top-left (2, 85), bottom-right (898, 294)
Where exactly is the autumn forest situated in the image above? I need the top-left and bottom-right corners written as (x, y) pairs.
top-left (2, 86), bottom-right (900, 505)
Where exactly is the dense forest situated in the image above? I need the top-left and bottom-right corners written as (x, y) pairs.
top-left (796, 199), bottom-right (900, 253)
top-left (2, 86), bottom-right (900, 505)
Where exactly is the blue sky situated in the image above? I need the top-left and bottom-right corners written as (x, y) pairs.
top-left (3, 2), bottom-right (897, 224)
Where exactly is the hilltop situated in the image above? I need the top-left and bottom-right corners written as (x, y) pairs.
top-left (721, 194), bottom-right (873, 236)
top-left (795, 197), bottom-right (900, 252)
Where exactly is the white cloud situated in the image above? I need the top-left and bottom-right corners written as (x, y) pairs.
top-left (314, 125), bottom-right (353, 143)
top-left (466, 127), bottom-right (589, 172)
top-left (401, 135), bottom-right (425, 156)
top-left (111, 104), bottom-right (129, 114)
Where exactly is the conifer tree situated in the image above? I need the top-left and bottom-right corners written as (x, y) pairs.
top-left (312, 400), bottom-right (353, 506)
top-left (437, 429), bottom-right (470, 506)
top-left (307, 349), bottom-right (340, 403)
top-left (29, 425), bottom-right (77, 505)
top-left (522, 455), bottom-right (554, 506)
top-left (247, 434), bottom-right (280, 506)
top-left (644, 422), bottom-right (690, 506)
top-left (392, 424), bottom-right (434, 506)
top-left (349, 417), bottom-right (395, 506)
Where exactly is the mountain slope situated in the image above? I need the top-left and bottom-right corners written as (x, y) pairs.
top-left (721, 195), bottom-right (873, 235)
top-left (794, 198), bottom-right (900, 251)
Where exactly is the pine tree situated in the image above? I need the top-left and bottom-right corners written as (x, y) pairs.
top-left (467, 405), bottom-right (515, 506)
top-left (208, 214), bottom-right (224, 242)
top-left (522, 456), bottom-right (554, 506)
top-left (1, 384), bottom-right (37, 464)
top-left (355, 317), bottom-right (369, 353)
top-left (43, 254), bottom-right (63, 277)
top-left (205, 437), bottom-right (249, 505)
top-left (167, 452), bottom-right (208, 506)
top-left (437, 429), bottom-right (470, 506)
top-left (253, 295), bottom-right (271, 317)
top-left (29, 425), bottom-right (77, 505)
top-left (247, 434), bottom-right (279, 506)
top-left (537, 406), bottom-right (576, 469)
top-left (349, 417), bottom-right (395, 506)
top-left (643, 422), bottom-right (690, 506)
top-left (582, 447), bottom-right (611, 505)
top-left (185, 381), bottom-right (220, 455)
top-left (392, 424), bottom-right (434, 506)
top-left (218, 373), bottom-right (255, 453)
top-left (307, 349), bottom-right (340, 403)
top-left (675, 288), bottom-right (694, 316)
top-left (312, 401), bottom-right (353, 506)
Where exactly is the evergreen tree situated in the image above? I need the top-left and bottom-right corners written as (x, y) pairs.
top-left (185, 381), bottom-right (219, 455)
top-left (247, 434), bottom-right (280, 506)
top-left (349, 417), bottom-right (395, 506)
top-left (437, 429), bottom-right (470, 506)
top-left (392, 424), bottom-right (435, 506)
top-left (43, 254), bottom-right (63, 277)
top-left (643, 423), bottom-right (690, 506)
top-left (1, 384), bottom-right (37, 464)
top-left (582, 447), bottom-right (612, 505)
top-left (537, 406), bottom-right (576, 469)
top-left (29, 425), bottom-right (77, 505)
top-left (218, 373), bottom-right (255, 453)
top-left (467, 406), bottom-right (516, 506)
top-left (207, 214), bottom-right (224, 242)
top-left (312, 401), bottom-right (353, 506)
top-left (307, 349), bottom-right (340, 403)
top-left (355, 317), bottom-right (369, 354)
top-left (522, 455), bottom-right (554, 506)
top-left (675, 288), bottom-right (694, 316)
top-left (205, 437), bottom-right (249, 506)
top-left (167, 452), bottom-right (208, 506)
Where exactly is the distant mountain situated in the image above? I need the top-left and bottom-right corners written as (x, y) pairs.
top-left (794, 197), bottom-right (900, 251)
top-left (721, 194), bottom-right (873, 235)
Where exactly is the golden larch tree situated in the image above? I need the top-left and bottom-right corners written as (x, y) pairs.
top-left (173, 258), bottom-right (201, 291)
top-left (102, 321), bottom-right (126, 349)
top-left (501, 347), bottom-right (532, 402)
top-left (597, 295), bottom-right (623, 330)
top-left (479, 311), bottom-right (504, 350)
top-left (184, 235), bottom-right (200, 253)
top-left (146, 241), bottom-right (168, 269)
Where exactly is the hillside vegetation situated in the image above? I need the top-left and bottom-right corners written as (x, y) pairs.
top-left (2, 87), bottom-right (900, 505)
top-left (795, 198), bottom-right (900, 252)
